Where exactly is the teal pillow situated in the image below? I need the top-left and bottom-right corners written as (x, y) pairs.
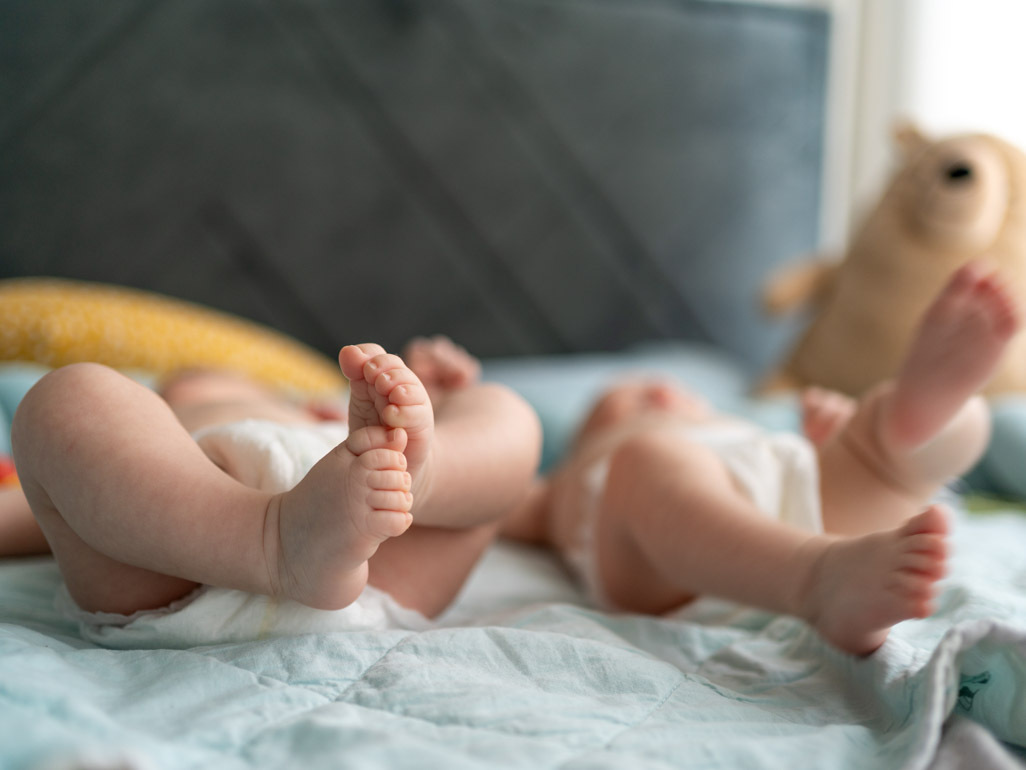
top-left (974, 396), bottom-right (1026, 499)
top-left (0, 363), bottom-right (50, 455)
top-left (481, 342), bottom-right (794, 472)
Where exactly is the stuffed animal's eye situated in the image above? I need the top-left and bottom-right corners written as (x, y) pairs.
top-left (945, 163), bottom-right (973, 182)
top-left (911, 139), bottom-right (1008, 251)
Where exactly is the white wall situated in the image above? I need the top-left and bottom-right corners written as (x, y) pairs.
top-left (843, 0), bottom-right (1026, 245)
top-left (702, 0), bottom-right (1026, 255)
top-left (902, 0), bottom-right (1026, 144)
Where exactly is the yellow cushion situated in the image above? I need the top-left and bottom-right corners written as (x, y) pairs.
top-left (0, 278), bottom-right (346, 395)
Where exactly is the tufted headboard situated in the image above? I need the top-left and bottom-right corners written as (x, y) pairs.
top-left (0, 0), bottom-right (829, 373)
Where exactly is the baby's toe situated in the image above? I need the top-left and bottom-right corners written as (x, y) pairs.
top-left (367, 508), bottom-right (414, 538)
top-left (363, 353), bottom-right (409, 382)
top-left (353, 446), bottom-right (408, 475)
top-left (382, 401), bottom-right (432, 429)
top-left (340, 344), bottom-right (387, 381)
top-left (898, 551), bottom-right (946, 579)
top-left (367, 469), bottom-right (412, 492)
top-left (344, 426), bottom-right (407, 457)
top-left (367, 489), bottom-right (414, 513)
top-left (373, 367), bottom-right (424, 399)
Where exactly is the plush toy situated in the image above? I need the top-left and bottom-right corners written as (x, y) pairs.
top-left (763, 124), bottom-right (1026, 499)
top-left (763, 124), bottom-right (1026, 397)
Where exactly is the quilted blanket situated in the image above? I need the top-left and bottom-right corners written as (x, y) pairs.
top-left (2, 504), bottom-right (1026, 770)
top-left (3, 346), bottom-right (1026, 769)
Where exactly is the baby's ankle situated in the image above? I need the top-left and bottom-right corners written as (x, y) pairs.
top-left (260, 492), bottom-right (290, 599)
top-left (264, 487), bottom-right (372, 610)
top-left (788, 535), bottom-right (835, 624)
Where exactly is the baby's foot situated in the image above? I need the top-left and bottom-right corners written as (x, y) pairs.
top-left (339, 344), bottom-right (435, 486)
top-left (269, 425), bottom-right (413, 610)
top-left (402, 336), bottom-right (481, 399)
top-left (802, 506), bottom-right (948, 656)
top-left (801, 386), bottom-right (857, 448)
top-left (885, 261), bottom-right (1020, 448)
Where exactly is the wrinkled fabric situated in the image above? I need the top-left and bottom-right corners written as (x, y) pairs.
top-left (3, 507), bottom-right (1026, 770)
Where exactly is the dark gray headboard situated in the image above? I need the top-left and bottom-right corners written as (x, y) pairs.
top-left (0, 0), bottom-right (828, 371)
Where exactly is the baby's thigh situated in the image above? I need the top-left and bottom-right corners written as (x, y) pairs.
top-left (42, 507), bottom-right (200, 616)
top-left (367, 522), bottom-right (500, 618)
top-left (593, 433), bottom-right (742, 613)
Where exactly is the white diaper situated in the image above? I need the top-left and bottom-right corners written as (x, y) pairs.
top-left (56, 582), bottom-right (430, 649)
top-left (193, 418), bottom-right (350, 493)
top-left (59, 419), bottom-right (431, 648)
top-left (565, 421), bottom-right (823, 609)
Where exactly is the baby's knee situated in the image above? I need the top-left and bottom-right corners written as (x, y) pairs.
top-left (917, 395), bottom-right (991, 477)
top-left (16, 365), bottom-right (107, 418)
top-left (610, 429), bottom-right (710, 471)
top-left (479, 382), bottom-right (543, 454)
top-left (599, 431), bottom-right (733, 541)
top-left (11, 364), bottom-right (116, 468)
top-left (605, 430), bottom-right (730, 503)
top-left (13, 364), bottom-right (129, 444)
top-left (35, 361), bottom-right (125, 400)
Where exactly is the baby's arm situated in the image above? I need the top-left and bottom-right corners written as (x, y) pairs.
top-left (801, 386), bottom-right (857, 448)
top-left (0, 485), bottom-right (49, 556)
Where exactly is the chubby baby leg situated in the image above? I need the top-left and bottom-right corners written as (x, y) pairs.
top-left (13, 363), bottom-right (415, 615)
top-left (368, 520), bottom-right (502, 617)
top-left (881, 262), bottom-right (1019, 452)
top-left (585, 430), bottom-right (947, 656)
top-left (819, 262), bottom-right (1020, 535)
top-left (13, 363), bottom-right (262, 614)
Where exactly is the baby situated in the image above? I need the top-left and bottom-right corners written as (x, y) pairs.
top-left (503, 262), bottom-right (1020, 655)
top-left (9, 337), bottom-right (541, 640)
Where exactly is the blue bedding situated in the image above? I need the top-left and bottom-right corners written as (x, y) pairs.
top-left (2, 347), bottom-right (1026, 770)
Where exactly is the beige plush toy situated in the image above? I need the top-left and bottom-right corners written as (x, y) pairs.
top-left (763, 124), bottom-right (1026, 396)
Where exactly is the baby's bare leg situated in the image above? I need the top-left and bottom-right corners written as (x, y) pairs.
top-left (160, 369), bottom-right (318, 434)
top-left (13, 363), bottom-right (413, 614)
top-left (819, 262), bottom-right (1020, 535)
top-left (883, 262), bottom-right (1018, 450)
top-left (341, 344), bottom-right (541, 529)
top-left (12, 364), bottom-right (266, 613)
top-left (588, 430), bottom-right (947, 655)
top-left (368, 521), bottom-right (501, 617)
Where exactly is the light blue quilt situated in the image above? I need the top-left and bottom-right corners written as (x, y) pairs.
top-left (3, 511), bottom-right (1026, 770)
top-left (2, 347), bottom-right (1026, 770)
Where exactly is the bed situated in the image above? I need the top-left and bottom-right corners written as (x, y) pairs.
top-left (3, 1), bottom-right (1026, 769)
top-left (2, 347), bottom-right (1026, 770)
